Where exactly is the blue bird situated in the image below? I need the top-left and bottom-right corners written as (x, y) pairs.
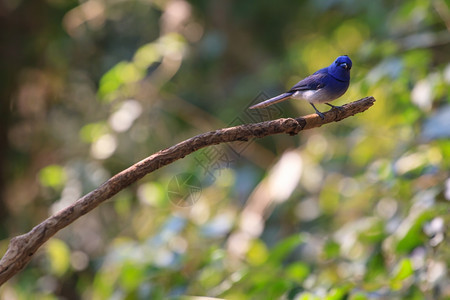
top-left (250, 55), bottom-right (352, 119)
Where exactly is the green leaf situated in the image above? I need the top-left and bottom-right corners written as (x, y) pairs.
top-left (119, 262), bottom-right (145, 292)
top-left (358, 219), bottom-right (385, 243)
top-left (326, 284), bottom-right (352, 300)
top-left (247, 239), bottom-right (269, 266)
top-left (79, 122), bottom-right (109, 143)
top-left (98, 62), bottom-right (144, 101)
top-left (392, 258), bottom-right (414, 282)
top-left (265, 279), bottom-right (292, 299)
top-left (46, 239), bottom-right (71, 276)
top-left (138, 182), bottom-right (168, 208)
top-left (364, 249), bottom-right (386, 282)
top-left (198, 265), bottom-right (224, 288)
top-left (297, 292), bottom-right (321, 300)
top-left (38, 164), bottom-right (67, 189)
top-left (286, 262), bottom-right (310, 283)
top-left (322, 240), bottom-right (340, 260)
top-left (267, 234), bottom-right (304, 265)
top-left (396, 210), bottom-right (434, 253)
top-left (350, 292), bottom-right (368, 300)
top-left (133, 43), bottom-right (160, 69)
top-left (98, 61), bottom-right (128, 100)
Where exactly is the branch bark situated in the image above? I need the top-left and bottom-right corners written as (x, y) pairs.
top-left (0, 96), bottom-right (376, 285)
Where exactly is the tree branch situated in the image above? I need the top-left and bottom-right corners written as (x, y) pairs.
top-left (0, 96), bottom-right (376, 285)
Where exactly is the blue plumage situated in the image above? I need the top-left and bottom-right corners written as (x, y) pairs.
top-left (250, 56), bottom-right (352, 119)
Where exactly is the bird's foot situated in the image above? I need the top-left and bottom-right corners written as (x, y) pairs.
top-left (310, 103), bottom-right (325, 120)
top-left (326, 103), bottom-right (344, 111)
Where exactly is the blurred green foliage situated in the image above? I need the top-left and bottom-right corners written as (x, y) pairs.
top-left (1, 0), bottom-right (449, 299)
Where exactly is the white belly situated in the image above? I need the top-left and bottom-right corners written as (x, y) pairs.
top-left (291, 89), bottom-right (335, 103)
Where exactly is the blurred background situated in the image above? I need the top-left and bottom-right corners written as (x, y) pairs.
top-left (1, 0), bottom-right (449, 299)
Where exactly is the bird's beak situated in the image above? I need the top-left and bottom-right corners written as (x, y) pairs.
top-left (341, 63), bottom-right (348, 69)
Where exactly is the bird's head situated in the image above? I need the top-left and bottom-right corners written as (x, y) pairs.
top-left (329, 55), bottom-right (352, 81)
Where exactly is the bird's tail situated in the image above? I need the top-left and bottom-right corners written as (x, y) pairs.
top-left (249, 92), bottom-right (293, 109)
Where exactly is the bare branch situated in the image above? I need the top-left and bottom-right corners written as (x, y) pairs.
top-left (0, 96), bottom-right (376, 285)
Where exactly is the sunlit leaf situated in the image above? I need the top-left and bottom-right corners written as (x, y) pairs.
top-left (92, 270), bottom-right (115, 299)
top-left (133, 43), bottom-right (160, 69)
top-left (297, 292), bottom-right (321, 300)
top-left (46, 239), bottom-right (71, 276)
top-left (247, 239), bottom-right (269, 266)
top-left (392, 258), bottom-right (414, 282)
top-left (38, 164), bottom-right (67, 189)
top-left (265, 279), bottom-right (292, 299)
top-left (349, 292), bottom-right (368, 300)
top-left (198, 265), bottom-right (224, 288)
top-left (326, 284), bottom-right (352, 300)
top-left (358, 219), bottom-right (385, 243)
top-left (137, 182), bottom-right (168, 208)
top-left (98, 61), bottom-right (127, 99)
top-left (396, 210), bottom-right (434, 253)
top-left (286, 262), bottom-right (310, 283)
top-left (98, 61), bottom-right (145, 101)
top-left (119, 262), bottom-right (145, 292)
top-left (79, 122), bottom-right (109, 143)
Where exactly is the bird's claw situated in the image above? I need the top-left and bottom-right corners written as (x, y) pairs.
top-left (310, 103), bottom-right (326, 120)
top-left (326, 103), bottom-right (344, 111)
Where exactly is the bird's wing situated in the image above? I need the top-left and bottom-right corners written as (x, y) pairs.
top-left (249, 70), bottom-right (331, 110)
top-left (288, 72), bottom-right (328, 92)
